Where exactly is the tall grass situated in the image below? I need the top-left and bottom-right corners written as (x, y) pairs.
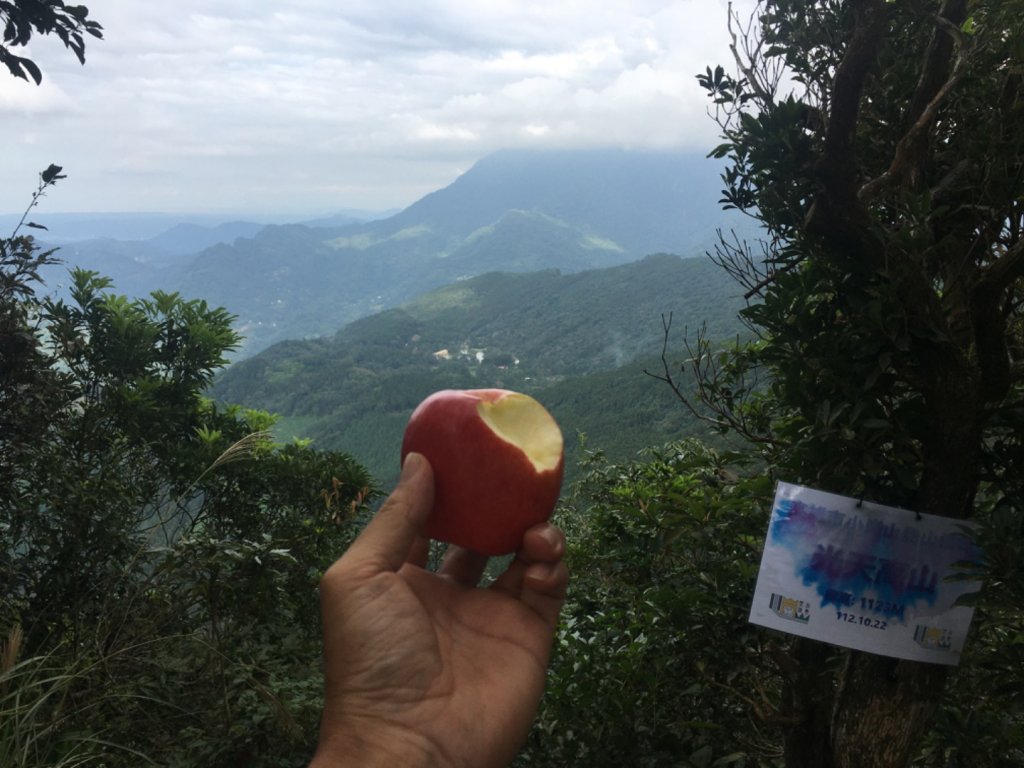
top-left (0, 626), bottom-right (155, 768)
top-left (1, 625), bottom-right (92, 767)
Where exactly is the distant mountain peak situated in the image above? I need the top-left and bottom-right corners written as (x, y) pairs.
top-left (41, 147), bottom-right (749, 359)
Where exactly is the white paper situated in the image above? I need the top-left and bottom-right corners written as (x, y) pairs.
top-left (749, 482), bottom-right (982, 665)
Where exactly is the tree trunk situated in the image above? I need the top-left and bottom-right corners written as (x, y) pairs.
top-left (780, 639), bottom-right (838, 768)
top-left (831, 655), bottom-right (949, 768)
top-left (781, 644), bottom-right (952, 768)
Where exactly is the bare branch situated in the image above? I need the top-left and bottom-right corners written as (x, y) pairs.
top-left (643, 313), bottom-right (725, 428)
top-left (727, 1), bottom-right (781, 110)
top-left (709, 231), bottom-right (806, 301)
top-left (742, 258), bottom-right (804, 302)
top-left (644, 313), bottom-right (779, 447)
top-left (709, 231), bottom-right (767, 295)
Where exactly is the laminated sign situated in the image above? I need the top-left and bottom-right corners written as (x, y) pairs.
top-left (749, 482), bottom-right (982, 665)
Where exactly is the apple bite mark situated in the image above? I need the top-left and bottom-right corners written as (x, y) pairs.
top-left (401, 389), bottom-right (565, 556)
top-left (475, 393), bottom-right (563, 473)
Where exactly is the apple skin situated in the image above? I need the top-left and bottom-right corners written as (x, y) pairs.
top-left (400, 389), bottom-right (564, 556)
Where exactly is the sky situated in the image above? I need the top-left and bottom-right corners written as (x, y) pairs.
top-left (1, 1), bottom-right (754, 217)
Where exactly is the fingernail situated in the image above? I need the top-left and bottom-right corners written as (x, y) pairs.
top-left (400, 451), bottom-right (425, 482)
top-left (538, 525), bottom-right (563, 551)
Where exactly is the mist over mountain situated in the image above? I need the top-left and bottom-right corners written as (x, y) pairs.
top-left (298, 210), bottom-right (400, 228)
top-left (2, 212), bottom-right (267, 244)
top-left (146, 221), bottom-right (269, 255)
top-left (176, 148), bottom-right (746, 355)
top-left (28, 212), bottom-right (383, 312)
top-left (41, 238), bottom-right (185, 299)
top-left (24, 148), bottom-right (746, 357)
top-left (0, 209), bottom-right (387, 243)
top-left (364, 148), bottom-right (736, 253)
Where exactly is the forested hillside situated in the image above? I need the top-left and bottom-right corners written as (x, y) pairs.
top-left (171, 149), bottom-right (748, 355)
top-left (212, 253), bottom-right (745, 484)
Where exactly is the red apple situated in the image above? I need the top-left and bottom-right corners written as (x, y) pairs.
top-left (400, 388), bottom-right (564, 556)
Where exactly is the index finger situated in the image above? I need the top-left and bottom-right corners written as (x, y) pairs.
top-left (342, 452), bottom-right (435, 572)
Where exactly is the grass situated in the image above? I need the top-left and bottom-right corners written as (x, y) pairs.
top-left (0, 626), bottom-right (160, 768)
top-left (0, 626), bottom-right (96, 767)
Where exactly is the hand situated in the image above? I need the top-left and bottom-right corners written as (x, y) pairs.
top-left (311, 452), bottom-right (569, 768)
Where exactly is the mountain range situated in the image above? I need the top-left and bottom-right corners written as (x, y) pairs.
top-left (29, 149), bottom-right (748, 357)
top-left (14, 147), bottom-right (755, 485)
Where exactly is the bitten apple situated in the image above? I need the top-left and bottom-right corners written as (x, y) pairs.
top-left (400, 388), bottom-right (564, 555)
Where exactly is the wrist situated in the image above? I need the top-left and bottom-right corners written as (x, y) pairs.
top-left (310, 720), bottom-right (449, 768)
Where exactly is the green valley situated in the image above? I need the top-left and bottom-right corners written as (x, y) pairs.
top-left (212, 253), bottom-right (746, 485)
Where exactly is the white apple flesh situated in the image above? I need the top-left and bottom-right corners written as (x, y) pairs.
top-left (401, 389), bottom-right (564, 555)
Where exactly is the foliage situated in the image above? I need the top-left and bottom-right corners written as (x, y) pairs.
top-left (0, 166), bottom-right (65, 496)
top-left (1, 178), bottom-right (373, 766)
top-left (0, 0), bottom-right (103, 84)
top-left (670, 0), bottom-right (1024, 764)
top-left (695, 0), bottom-right (1024, 503)
top-left (521, 441), bottom-right (1023, 767)
top-left (518, 442), bottom-right (781, 767)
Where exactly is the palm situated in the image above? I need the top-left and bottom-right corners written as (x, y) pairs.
top-left (338, 565), bottom-right (553, 760)
top-left (315, 454), bottom-right (568, 768)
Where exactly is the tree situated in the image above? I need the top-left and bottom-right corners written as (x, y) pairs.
top-left (0, 0), bottom-right (103, 83)
top-left (669, 1), bottom-right (1024, 765)
top-left (0, 166), bottom-right (65, 502)
top-left (519, 442), bottom-right (780, 768)
top-left (1, 177), bottom-right (375, 765)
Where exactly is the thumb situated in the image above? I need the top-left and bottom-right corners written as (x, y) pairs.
top-left (343, 452), bottom-right (434, 572)
top-left (520, 560), bottom-right (569, 632)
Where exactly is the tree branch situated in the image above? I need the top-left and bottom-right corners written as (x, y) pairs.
top-left (643, 313), bottom-right (728, 429)
top-left (727, 1), bottom-right (776, 109)
top-left (859, 1), bottom-right (969, 201)
top-left (981, 237), bottom-right (1024, 295)
top-left (805, 0), bottom-right (888, 262)
top-left (904, 1), bottom-right (969, 126)
top-left (818, 0), bottom-right (888, 202)
top-left (644, 313), bottom-right (779, 447)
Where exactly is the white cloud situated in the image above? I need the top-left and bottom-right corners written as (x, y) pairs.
top-left (0, 0), bottom-right (752, 215)
top-left (0, 72), bottom-right (70, 114)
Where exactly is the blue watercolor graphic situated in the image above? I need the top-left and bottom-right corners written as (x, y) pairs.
top-left (769, 498), bottom-right (980, 619)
